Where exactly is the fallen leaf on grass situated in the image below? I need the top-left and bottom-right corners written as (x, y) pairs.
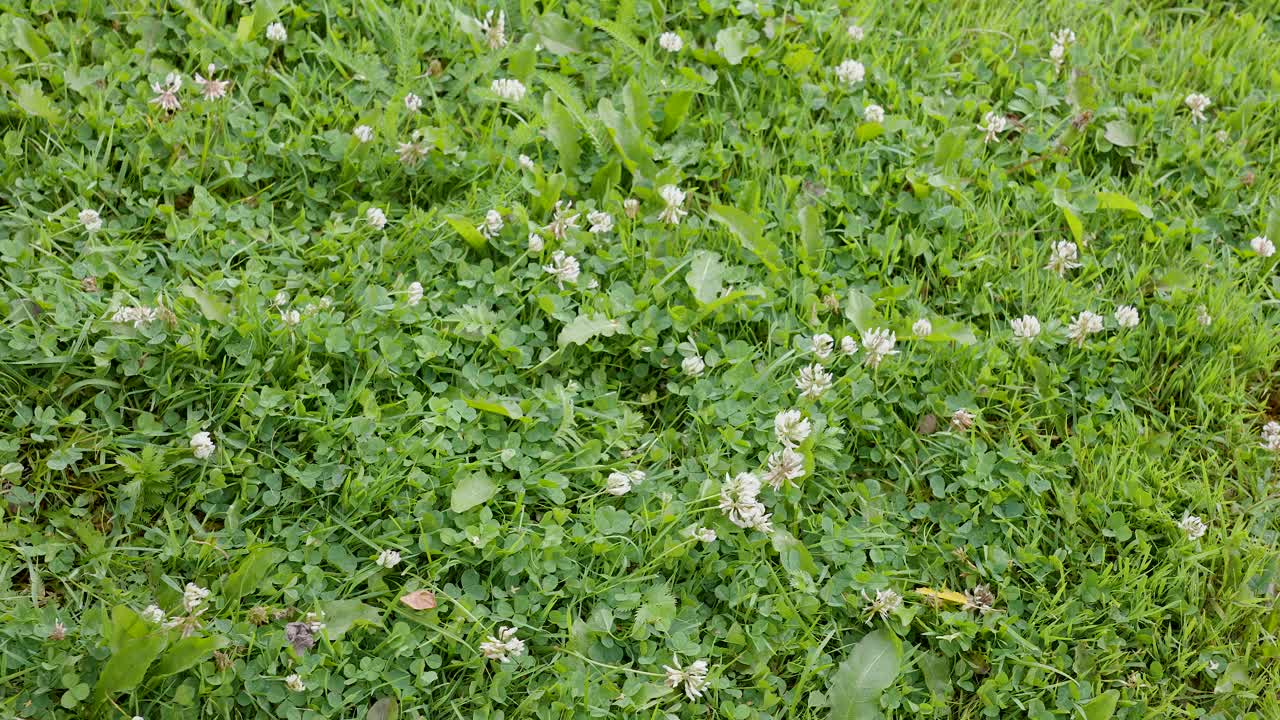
top-left (915, 587), bottom-right (968, 606)
top-left (399, 590), bottom-right (437, 610)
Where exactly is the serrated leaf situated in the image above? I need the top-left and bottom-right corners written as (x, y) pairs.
top-left (708, 204), bottom-right (781, 271)
top-left (11, 17), bottom-right (50, 62)
top-left (1103, 120), bottom-right (1137, 147)
top-left (686, 251), bottom-right (727, 305)
top-left (631, 585), bottom-right (677, 637)
top-left (451, 473), bottom-right (497, 513)
top-left (1081, 690), bottom-right (1119, 720)
top-left (223, 547), bottom-right (286, 604)
top-left (827, 630), bottom-right (901, 720)
top-left (445, 214), bottom-right (488, 251)
top-left (13, 82), bottom-right (62, 125)
top-left (558, 314), bottom-right (626, 346)
top-left (151, 635), bottom-right (228, 678)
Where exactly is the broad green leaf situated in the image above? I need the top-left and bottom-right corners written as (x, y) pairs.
top-left (321, 599), bottom-right (382, 639)
top-left (94, 633), bottom-right (167, 699)
top-left (1267, 207), bottom-right (1280, 244)
top-left (13, 82), bottom-right (62, 125)
top-left (451, 473), bottom-right (498, 513)
top-left (715, 26), bottom-right (750, 65)
top-left (932, 127), bottom-right (967, 167)
top-left (10, 17), bottom-right (51, 62)
top-left (1103, 120), bottom-right (1137, 147)
top-left (445, 214), bottom-right (488, 251)
top-left (151, 635), bottom-right (228, 678)
top-left (798, 204), bottom-right (823, 263)
top-left (928, 317), bottom-right (978, 345)
top-left (855, 123), bottom-right (885, 142)
top-left (509, 42), bottom-right (537, 80)
top-left (707, 204), bottom-right (782, 271)
top-left (827, 630), bottom-right (901, 720)
top-left (1068, 71), bottom-right (1097, 110)
top-left (623, 78), bottom-right (652, 133)
top-left (1096, 191), bottom-right (1152, 219)
top-left (180, 284), bottom-right (230, 323)
top-left (558, 314), bottom-right (626, 346)
top-left (1081, 690), bottom-right (1119, 720)
top-left (543, 94), bottom-right (581, 175)
top-left (368, 697), bottom-right (399, 720)
top-left (1060, 206), bottom-right (1083, 244)
top-left (532, 13), bottom-right (583, 55)
top-left (771, 528), bottom-right (818, 576)
top-left (686, 251), bottom-right (727, 305)
top-left (843, 289), bottom-right (876, 331)
top-left (597, 98), bottom-right (656, 179)
top-left (463, 395), bottom-right (523, 419)
top-left (661, 91), bottom-right (695, 137)
top-left (105, 606), bottom-right (151, 653)
top-left (918, 653), bottom-right (952, 701)
top-left (223, 547), bottom-right (286, 603)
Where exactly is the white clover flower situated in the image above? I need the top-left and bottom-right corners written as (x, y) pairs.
top-left (1045, 240), bottom-right (1081, 276)
top-left (1196, 305), bottom-right (1212, 327)
top-left (304, 611), bottom-right (326, 632)
top-left (404, 93), bottom-right (422, 113)
top-left (912, 318), bottom-right (932, 337)
top-left (405, 281), bottom-right (423, 307)
top-left (763, 448), bottom-right (805, 490)
top-left (353, 125), bottom-right (374, 143)
top-left (809, 333), bottom-right (834, 359)
top-left (1010, 314), bottom-right (1041, 341)
top-left (480, 9), bottom-right (508, 49)
top-left (149, 72), bottom-right (182, 113)
top-left (795, 363), bottom-right (833, 400)
top-left (1177, 514), bottom-right (1207, 541)
top-left (111, 305), bottom-right (160, 329)
top-left (141, 605), bottom-right (166, 624)
top-left (193, 64), bottom-right (230, 100)
top-left (979, 110), bottom-right (1007, 143)
top-left (587, 210), bottom-right (614, 235)
top-left (479, 209), bottom-right (504, 239)
top-left (182, 582), bottom-right (210, 613)
top-left (366, 207), bottom-right (387, 230)
top-left (864, 589), bottom-right (902, 624)
top-left (375, 549), bottom-right (401, 569)
top-left (1052, 28), bottom-right (1077, 46)
top-left (658, 185), bottom-right (688, 225)
top-left (527, 233), bottom-right (544, 253)
top-left (864, 104), bottom-right (885, 123)
top-left (272, 290), bottom-right (289, 307)
top-left (847, 24), bottom-right (865, 41)
top-left (518, 154), bottom-right (535, 171)
top-left (834, 59), bottom-right (865, 86)
top-left (860, 327), bottom-right (897, 368)
top-left (397, 132), bottom-right (429, 165)
top-left (719, 472), bottom-right (771, 532)
top-left (1215, 129), bottom-right (1230, 143)
top-left (480, 626), bottom-right (526, 662)
top-left (840, 335), bottom-right (858, 355)
top-left (491, 78), bottom-right (527, 102)
top-left (79, 209), bottom-right (103, 232)
top-left (1260, 421), bottom-right (1280, 452)
top-left (265, 22), bottom-right (287, 43)
top-left (658, 32), bottom-right (683, 52)
top-left (1250, 235), bottom-right (1275, 258)
top-left (284, 673), bottom-right (305, 692)
top-left (545, 200), bottom-right (580, 239)
top-left (1067, 311), bottom-right (1104, 346)
top-left (1185, 93), bottom-right (1211, 124)
top-left (950, 408), bottom-right (975, 431)
top-left (1114, 304), bottom-right (1139, 328)
top-left (542, 250), bottom-right (580, 288)
top-left (623, 197), bottom-right (640, 218)
top-left (682, 355), bottom-right (705, 378)
top-left (190, 432), bottom-right (216, 460)
top-left (774, 409), bottom-right (811, 447)
top-left (663, 658), bottom-right (709, 700)
top-left (693, 527), bottom-right (717, 543)
top-left (1048, 42), bottom-right (1066, 70)
top-left (605, 471), bottom-right (634, 496)
top-left (281, 309), bottom-right (301, 326)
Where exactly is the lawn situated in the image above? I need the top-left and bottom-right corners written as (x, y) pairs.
top-left (2, 0), bottom-right (1279, 718)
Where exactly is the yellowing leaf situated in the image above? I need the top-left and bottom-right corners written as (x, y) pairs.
top-left (915, 587), bottom-right (967, 605)
top-left (399, 590), bottom-right (437, 610)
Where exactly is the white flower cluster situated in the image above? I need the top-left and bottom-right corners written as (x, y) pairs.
top-left (1177, 514), bottom-right (1207, 541)
top-left (863, 589), bottom-right (903, 624)
top-left (834, 59), bottom-right (865, 86)
top-left (479, 626), bottom-right (526, 662)
top-left (718, 471), bottom-right (772, 533)
top-left (1048, 28), bottom-right (1076, 73)
top-left (111, 305), bottom-right (160, 329)
top-left (664, 657), bottom-right (709, 699)
top-left (605, 469), bottom-right (646, 496)
top-left (1261, 421), bottom-right (1280, 452)
top-left (1184, 93), bottom-right (1211, 124)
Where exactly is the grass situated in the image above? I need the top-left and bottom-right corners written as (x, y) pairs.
top-left (2, 0), bottom-right (1279, 718)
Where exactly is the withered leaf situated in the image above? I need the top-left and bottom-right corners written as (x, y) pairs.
top-left (399, 590), bottom-right (437, 610)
